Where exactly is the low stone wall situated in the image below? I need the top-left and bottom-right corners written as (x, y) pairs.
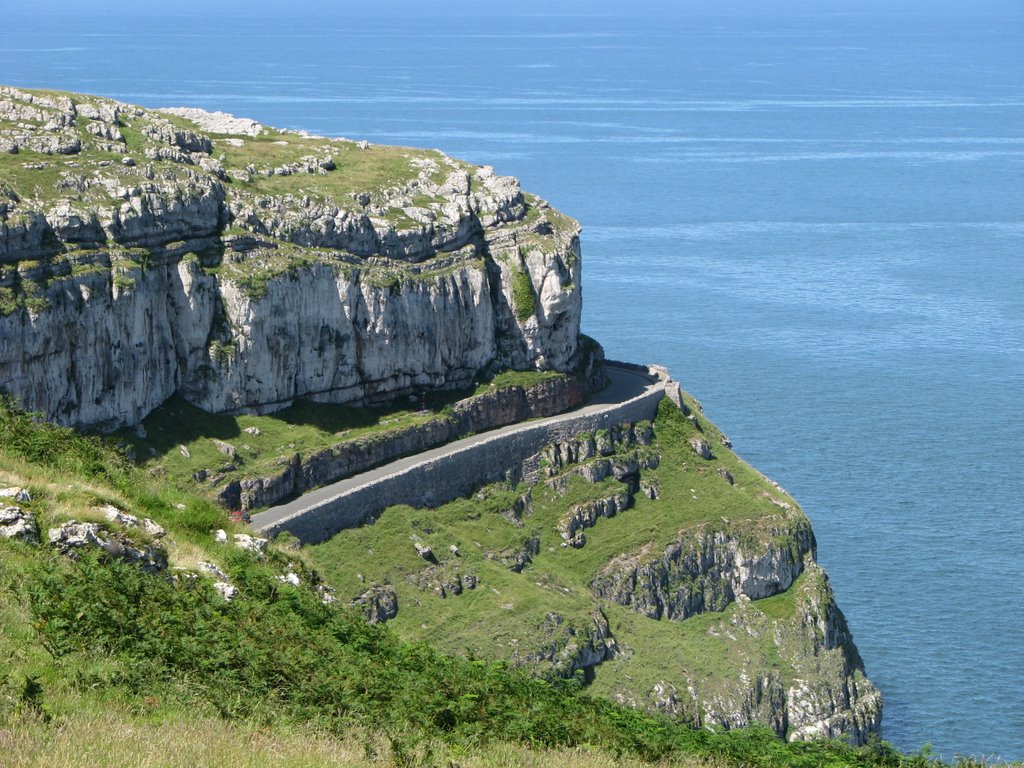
top-left (220, 375), bottom-right (589, 511)
top-left (257, 365), bottom-right (667, 543)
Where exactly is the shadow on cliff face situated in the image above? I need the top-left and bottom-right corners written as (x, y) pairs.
top-left (109, 381), bottom-right (484, 488)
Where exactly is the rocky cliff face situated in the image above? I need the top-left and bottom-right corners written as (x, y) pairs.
top-left (635, 564), bottom-right (882, 745)
top-left (590, 513), bottom-right (816, 621)
top-left (0, 87), bottom-right (583, 429)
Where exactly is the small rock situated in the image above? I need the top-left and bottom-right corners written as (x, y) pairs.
top-left (141, 518), bottom-right (166, 538)
top-left (414, 542), bottom-right (435, 562)
top-left (192, 469), bottom-right (208, 482)
top-left (462, 574), bottom-right (479, 590)
top-left (198, 561), bottom-right (228, 580)
top-left (243, 426), bottom-right (261, 436)
top-left (717, 468), bottom-right (735, 486)
top-left (178, 444), bottom-right (191, 458)
top-left (48, 520), bottom-right (104, 553)
top-left (233, 533), bottom-right (268, 554)
top-left (121, 156), bottom-right (136, 166)
top-left (0, 487), bottom-right (31, 503)
top-left (48, 520), bottom-right (166, 572)
top-left (173, 568), bottom-right (199, 585)
top-left (100, 504), bottom-right (138, 527)
top-left (212, 439), bottom-right (237, 460)
top-left (640, 478), bottom-right (661, 500)
top-left (449, 544), bottom-right (460, 556)
top-left (316, 584), bottom-right (338, 604)
top-left (720, 435), bottom-right (733, 449)
top-left (213, 582), bottom-right (238, 600)
top-left (0, 505), bottom-right (39, 544)
top-left (351, 585), bottom-right (398, 623)
top-left (277, 572), bottom-right (301, 586)
top-left (134, 423), bottom-right (147, 439)
top-left (213, 529), bottom-right (228, 543)
top-left (689, 437), bottom-right (713, 460)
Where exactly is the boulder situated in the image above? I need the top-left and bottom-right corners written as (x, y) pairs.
top-left (350, 585), bottom-right (399, 624)
top-left (0, 487), bottom-right (31, 503)
top-left (47, 520), bottom-right (167, 573)
top-left (213, 582), bottom-right (238, 600)
top-left (233, 533), bottom-right (268, 554)
top-left (689, 437), bottom-right (713, 460)
top-left (0, 505), bottom-right (39, 543)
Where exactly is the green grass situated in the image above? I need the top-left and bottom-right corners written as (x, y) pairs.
top-left (0, 397), bottom-right (1011, 768)
top-left (512, 269), bottom-right (536, 321)
top-left (0, 88), bottom-right (465, 233)
top-left (306, 395), bottom-right (820, 715)
top-left (115, 369), bottom-right (571, 507)
top-left (473, 368), bottom-right (565, 394)
top-left (207, 126), bottom-right (453, 204)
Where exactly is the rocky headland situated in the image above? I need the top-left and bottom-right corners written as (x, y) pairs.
top-left (0, 86), bottom-right (582, 430)
top-left (0, 87), bottom-right (881, 748)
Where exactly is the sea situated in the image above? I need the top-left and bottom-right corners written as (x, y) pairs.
top-left (2, 0), bottom-right (1022, 760)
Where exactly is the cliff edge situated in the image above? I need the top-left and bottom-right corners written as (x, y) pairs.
top-left (0, 86), bottom-right (582, 429)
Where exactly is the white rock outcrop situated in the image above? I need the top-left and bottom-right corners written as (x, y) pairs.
top-left (0, 505), bottom-right (38, 543)
top-left (47, 520), bottom-right (167, 573)
top-left (0, 87), bottom-right (583, 430)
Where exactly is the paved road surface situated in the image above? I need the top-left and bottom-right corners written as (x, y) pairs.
top-left (250, 365), bottom-right (661, 533)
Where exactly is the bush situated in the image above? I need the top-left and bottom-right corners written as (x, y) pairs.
top-left (512, 270), bottom-right (536, 322)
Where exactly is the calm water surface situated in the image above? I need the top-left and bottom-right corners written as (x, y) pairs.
top-left (3, 1), bottom-right (1022, 759)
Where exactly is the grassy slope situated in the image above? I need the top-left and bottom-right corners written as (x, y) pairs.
top-left (306, 394), bottom-right (816, 708)
top-left (0, 399), bottom-right (973, 768)
top-left (112, 369), bottom-right (565, 507)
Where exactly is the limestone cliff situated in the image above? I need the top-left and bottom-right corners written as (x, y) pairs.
top-left (0, 87), bottom-right (582, 429)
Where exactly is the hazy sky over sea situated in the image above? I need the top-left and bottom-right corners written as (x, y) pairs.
top-left (17, 0), bottom-right (1024, 15)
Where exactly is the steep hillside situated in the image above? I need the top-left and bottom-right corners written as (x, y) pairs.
top-left (0, 86), bottom-right (582, 430)
top-left (0, 400), bottom-right (912, 768)
top-left (0, 87), bottom-right (902, 764)
top-left (306, 395), bottom-right (881, 744)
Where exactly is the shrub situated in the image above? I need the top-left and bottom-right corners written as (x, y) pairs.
top-left (512, 270), bottom-right (536, 322)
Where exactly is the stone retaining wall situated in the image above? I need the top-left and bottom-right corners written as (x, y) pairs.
top-left (220, 375), bottom-right (591, 511)
top-left (257, 365), bottom-right (667, 543)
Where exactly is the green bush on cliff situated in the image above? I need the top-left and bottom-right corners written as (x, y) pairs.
top-left (512, 269), bottom-right (536, 321)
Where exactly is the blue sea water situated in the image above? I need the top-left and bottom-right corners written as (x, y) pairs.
top-left (3, 1), bottom-right (1023, 759)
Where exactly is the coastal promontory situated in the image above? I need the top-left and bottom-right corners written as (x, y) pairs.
top-left (0, 86), bottom-right (582, 430)
top-left (0, 87), bottom-right (883, 755)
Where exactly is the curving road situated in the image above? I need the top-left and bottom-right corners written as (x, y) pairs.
top-left (250, 365), bottom-right (664, 537)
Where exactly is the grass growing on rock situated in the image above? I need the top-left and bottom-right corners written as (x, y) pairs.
top-left (511, 269), bottom-right (537, 321)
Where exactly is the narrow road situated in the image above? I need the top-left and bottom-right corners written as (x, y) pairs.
top-left (250, 365), bottom-right (663, 534)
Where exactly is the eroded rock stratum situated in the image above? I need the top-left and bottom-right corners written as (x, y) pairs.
top-left (0, 86), bottom-right (582, 429)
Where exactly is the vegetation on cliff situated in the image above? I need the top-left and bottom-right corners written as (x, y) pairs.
top-left (0, 87), bottom-right (1012, 767)
top-left (306, 396), bottom-right (880, 743)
